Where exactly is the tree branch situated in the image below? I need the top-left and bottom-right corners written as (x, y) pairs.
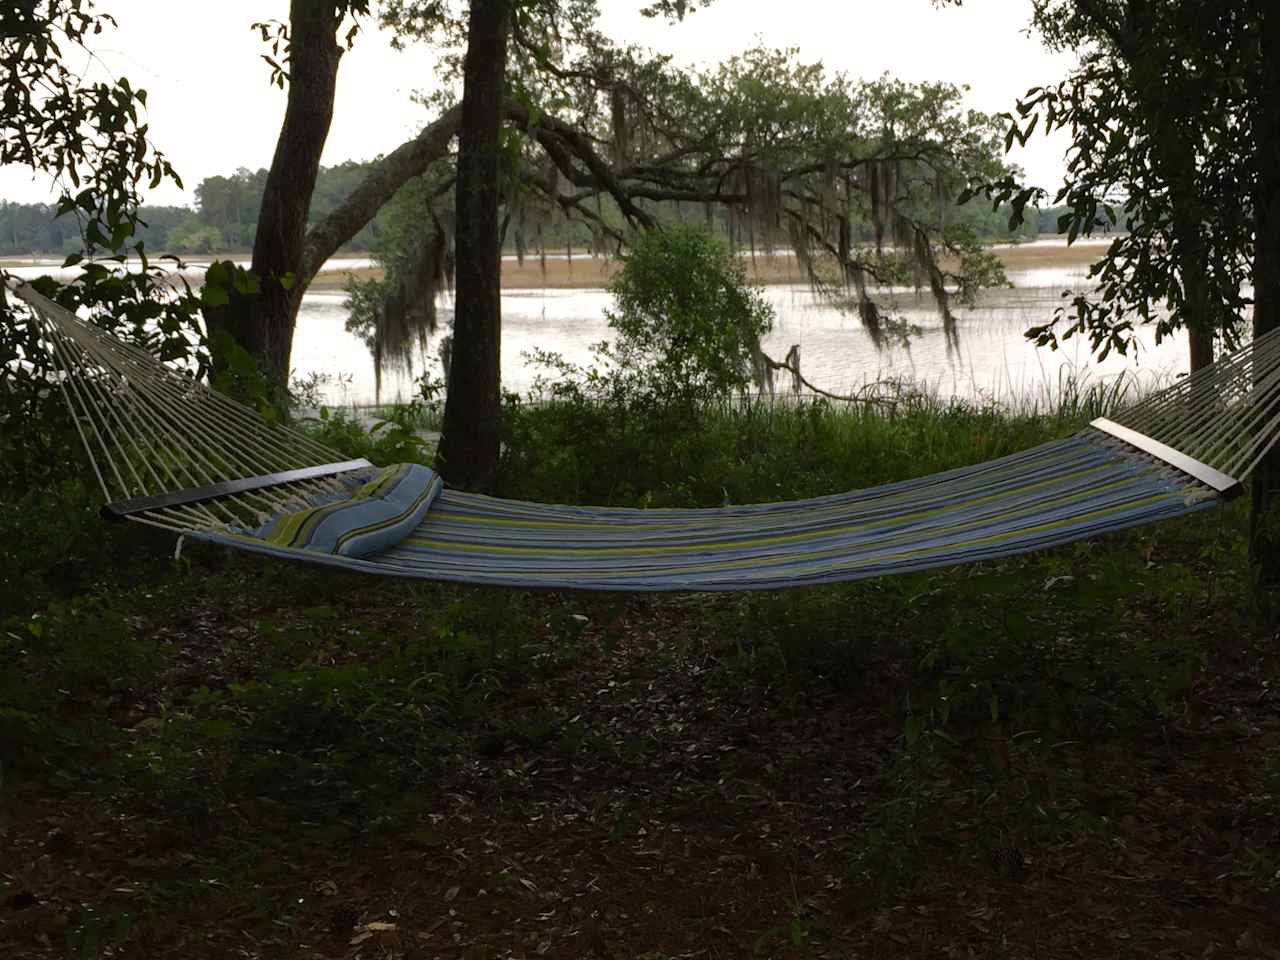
top-left (301, 103), bottom-right (463, 282)
top-left (507, 99), bottom-right (658, 229)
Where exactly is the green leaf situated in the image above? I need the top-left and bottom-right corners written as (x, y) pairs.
top-left (231, 268), bottom-right (260, 295)
top-left (201, 284), bottom-right (229, 308)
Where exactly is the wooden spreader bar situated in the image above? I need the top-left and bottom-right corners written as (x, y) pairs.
top-left (103, 459), bottom-right (374, 520)
top-left (1090, 418), bottom-right (1244, 500)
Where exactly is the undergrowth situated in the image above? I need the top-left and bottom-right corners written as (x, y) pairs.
top-left (498, 392), bottom-right (1087, 508)
top-left (3, 390), bottom-right (1278, 956)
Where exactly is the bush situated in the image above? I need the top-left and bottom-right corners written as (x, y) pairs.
top-left (528, 224), bottom-right (774, 411)
top-left (601, 223), bottom-right (775, 406)
top-left (300, 401), bottom-right (438, 467)
top-left (505, 225), bottom-right (777, 504)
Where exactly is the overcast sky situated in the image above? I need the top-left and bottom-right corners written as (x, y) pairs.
top-left (0, 0), bottom-right (1076, 208)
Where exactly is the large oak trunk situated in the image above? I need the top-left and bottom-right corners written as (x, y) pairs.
top-left (1175, 212), bottom-right (1216, 374)
top-left (1249, 3), bottom-right (1280, 602)
top-left (205, 1), bottom-right (342, 388)
top-left (1152, 89), bottom-right (1216, 373)
top-left (436, 0), bottom-right (510, 492)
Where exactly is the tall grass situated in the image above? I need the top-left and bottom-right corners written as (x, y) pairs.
top-left (497, 375), bottom-right (1139, 508)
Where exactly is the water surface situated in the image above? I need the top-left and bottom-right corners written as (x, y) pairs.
top-left (5, 241), bottom-right (1193, 409)
top-left (290, 253), bottom-right (1191, 409)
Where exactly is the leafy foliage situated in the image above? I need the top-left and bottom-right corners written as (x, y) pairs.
top-left (0, 1), bottom-right (180, 253)
top-left (600, 225), bottom-right (774, 405)
top-left (0, 1), bottom-right (204, 504)
top-left (969, 0), bottom-right (1260, 359)
top-left (302, 401), bottom-right (439, 467)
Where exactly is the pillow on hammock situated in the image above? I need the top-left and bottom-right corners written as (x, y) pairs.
top-left (257, 463), bottom-right (442, 558)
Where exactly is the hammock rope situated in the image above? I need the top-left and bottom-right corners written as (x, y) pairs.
top-left (8, 280), bottom-right (1279, 592)
top-left (12, 283), bottom-right (356, 532)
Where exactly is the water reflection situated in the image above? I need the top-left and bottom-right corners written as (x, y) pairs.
top-left (4, 246), bottom-right (1191, 409)
top-left (291, 262), bottom-right (1190, 409)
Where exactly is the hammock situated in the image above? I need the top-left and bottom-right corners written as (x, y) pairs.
top-left (9, 282), bottom-right (1277, 592)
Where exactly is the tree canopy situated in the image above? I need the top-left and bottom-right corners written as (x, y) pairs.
top-left (359, 1), bottom-right (1020, 378)
top-left (977, 0), bottom-right (1259, 370)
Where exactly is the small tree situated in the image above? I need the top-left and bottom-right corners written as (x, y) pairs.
top-left (509, 224), bottom-right (774, 503)
top-left (602, 224), bottom-right (774, 407)
top-left (525, 224), bottom-right (775, 419)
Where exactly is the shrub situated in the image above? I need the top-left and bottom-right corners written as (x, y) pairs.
top-left (600, 223), bottom-right (775, 407)
top-left (505, 225), bottom-right (777, 503)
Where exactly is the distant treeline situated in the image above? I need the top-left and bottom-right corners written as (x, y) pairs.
top-left (0, 158), bottom-right (1076, 257)
top-left (0, 161), bottom-right (392, 257)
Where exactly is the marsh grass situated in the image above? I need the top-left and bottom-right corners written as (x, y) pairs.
top-left (497, 375), bottom-right (1133, 509)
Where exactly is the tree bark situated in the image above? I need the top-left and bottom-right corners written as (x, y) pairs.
top-left (1159, 133), bottom-right (1216, 373)
top-left (300, 104), bottom-right (463, 284)
top-left (1173, 204), bottom-right (1216, 373)
top-left (436, 0), bottom-right (510, 492)
top-left (1250, 2), bottom-right (1280, 604)
top-left (206, 1), bottom-right (343, 387)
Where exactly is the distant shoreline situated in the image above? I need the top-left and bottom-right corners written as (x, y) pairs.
top-left (306, 239), bottom-right (1109, 291)
top-left (1, 237), bottom-right (1109, 293)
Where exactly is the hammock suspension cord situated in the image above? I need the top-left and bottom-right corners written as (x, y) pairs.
top-left (11, 282), bottom-right (359, 532)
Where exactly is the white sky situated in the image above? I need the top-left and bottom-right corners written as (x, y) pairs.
top-left (0, 0), bottom-right (1075, 208)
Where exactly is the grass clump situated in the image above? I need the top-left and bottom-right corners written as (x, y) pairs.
top-left (501, 391), bottom-right (1091, 508)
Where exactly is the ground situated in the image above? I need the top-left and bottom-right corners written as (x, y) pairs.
top-left (3, 513), bottom-right (1279, 959)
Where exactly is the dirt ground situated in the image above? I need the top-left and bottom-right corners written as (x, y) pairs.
top-left (3, 560), bottom-right (1279, 959)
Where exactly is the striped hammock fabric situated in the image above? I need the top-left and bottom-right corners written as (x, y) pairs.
top-left (192, 434), bottom-right (1218, 591)
top-left (11, 280), bottom-right (1275, 593)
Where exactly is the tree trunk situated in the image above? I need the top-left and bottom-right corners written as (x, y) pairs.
top-left (1250, 2), bottom-right (1280, 605)
top-left (206, 1), bottom-right (343, 388)
top-left (1106, 2), bottom-right (1217, 373)
top-left (436, 0), bottom-right (510, 492)
top-left (1177, 216), bottom-right (1215, 373)
top-left (1153, 112), bottom-right (1216, 373)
